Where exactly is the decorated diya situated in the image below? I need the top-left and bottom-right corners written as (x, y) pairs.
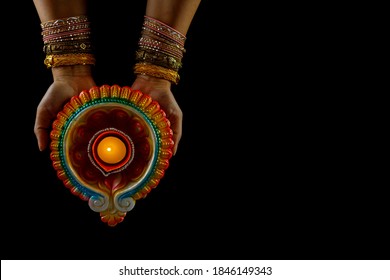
top-left (49, 84), bottom-right (174, 226)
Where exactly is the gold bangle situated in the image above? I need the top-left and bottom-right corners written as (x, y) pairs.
top-left (133, 62), bottom-right (180, 85)
top-left (44, 53), bottom-right (95, 68)
top-left (43, 41), bottom-right (93, 55)
top-left (135, 49), bottom-right (182, 71)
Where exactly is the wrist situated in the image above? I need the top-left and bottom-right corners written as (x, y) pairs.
top-left (52, 65), bottom-right (93, 79)
top-left (136, 74), bottom-right (171, 85)
top-left (133, 74), bottom-right (172, 92)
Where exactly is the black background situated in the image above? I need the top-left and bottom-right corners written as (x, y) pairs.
top-left (2, 1), bottom-right (388, 260)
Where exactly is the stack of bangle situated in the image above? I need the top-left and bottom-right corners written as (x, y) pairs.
top-left (39, 14), bottom-right (187, 85)
top-left (40, 15), bottom-right (95, 68)
top-left (134, 16), bottom-right (187, 85)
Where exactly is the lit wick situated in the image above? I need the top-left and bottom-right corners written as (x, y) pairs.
top-left (97, 136), bottom-right (127, 164)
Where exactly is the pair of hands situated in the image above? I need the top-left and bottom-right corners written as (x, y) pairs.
top-left (34, 65), bottom-right (182, 156)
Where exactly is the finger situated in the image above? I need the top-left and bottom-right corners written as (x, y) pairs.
top-left (35, 128), bottom-right (50, 151)
top-left (170, 116), bottom-right (182, 156)
top-left (34, 107), bottom-right (55, 152)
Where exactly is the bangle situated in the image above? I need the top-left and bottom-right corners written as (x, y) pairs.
top-left (135, 49), bottom-right (182, 71)
top-left (43, 41), bottom-right (93, 55)
top-left (40, 15), bottom-right (89, 29)
top-left (133, 62), bottom-right (180, 85)
top-left (44, 53), bottom-right (96, 68)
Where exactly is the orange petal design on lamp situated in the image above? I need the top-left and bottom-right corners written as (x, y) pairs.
top-left (50, 85), bottom-right (174, 226)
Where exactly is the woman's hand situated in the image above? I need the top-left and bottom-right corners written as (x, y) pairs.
top-left (131, 74), bottom-right (183, 156)
top-left (34, 65), bottom-right (96, 151)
